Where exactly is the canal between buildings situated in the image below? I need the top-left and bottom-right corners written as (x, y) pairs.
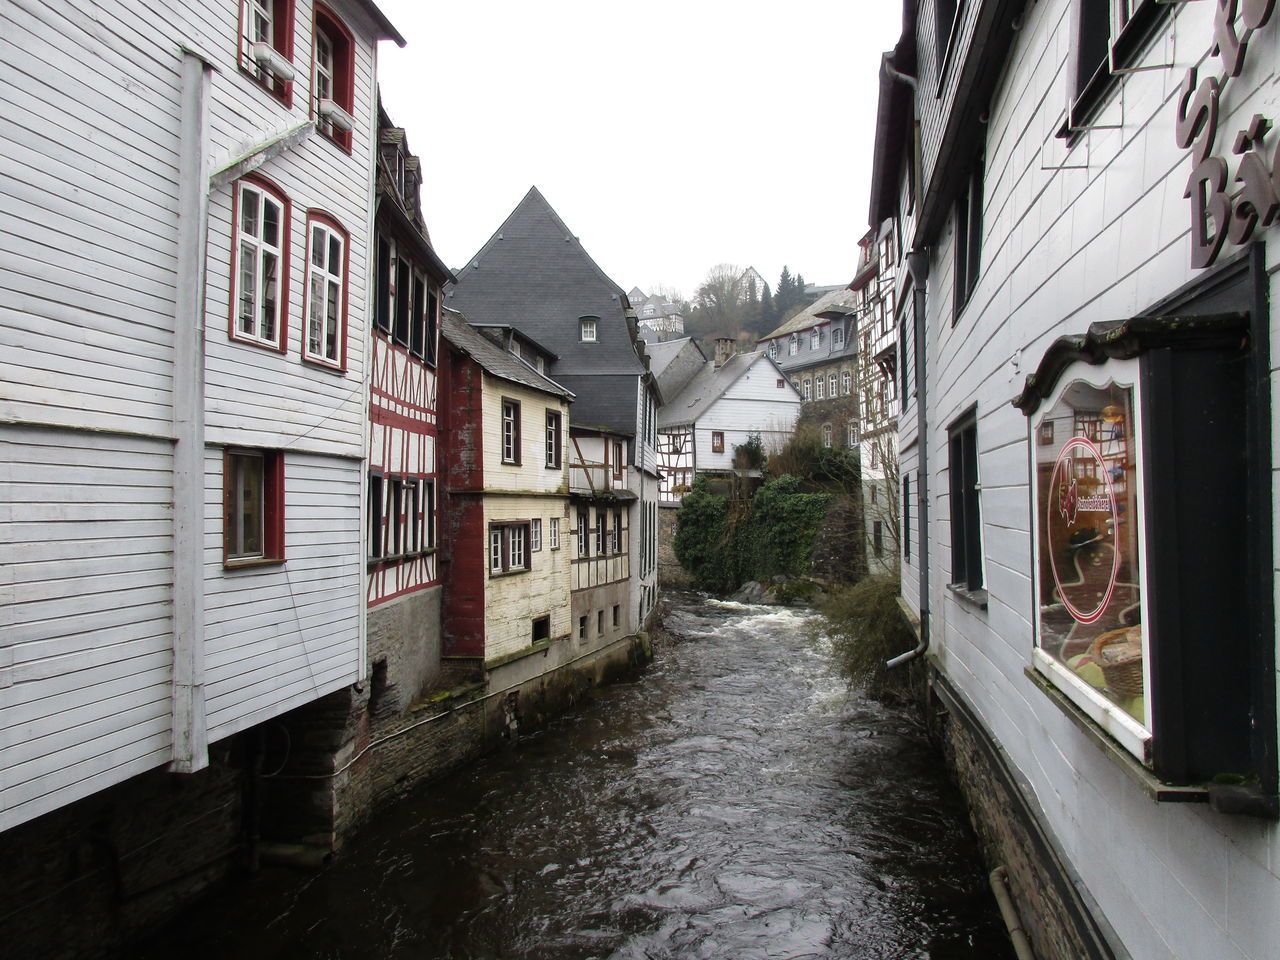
top-left (138, 594), bottom-right (1012, 960)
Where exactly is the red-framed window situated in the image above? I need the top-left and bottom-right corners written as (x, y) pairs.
top-left (302, 210), bottom-right (349, 370)
top-left (229, 175), bottom-right (290, 353)
top-left (224, 449), bottom-right (285, 566)
top-left (238, 0), bottom-right (296, 105)
top-left (711, 431), bottom-right (725, 453)
top-left (312, 4), bottom-right (355, 153)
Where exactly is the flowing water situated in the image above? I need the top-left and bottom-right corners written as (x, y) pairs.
top-left (138, 594), bottom-right (1012, 959)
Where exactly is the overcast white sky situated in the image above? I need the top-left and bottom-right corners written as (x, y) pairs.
top-left (374, 1), bottom-right (903, 299)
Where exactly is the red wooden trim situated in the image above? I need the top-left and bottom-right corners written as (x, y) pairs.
top-left (266, 450), bottom-right (285, 559)
top-left (236, 0), bottom-right (296, 107)
top-left (227, 173), bottom-right (291, 354)
top-left (369, 403), bottom-right (437, 435)
top-left (312, 3), bottom-right (356, 154)
top-left (300, 208), bottom-right (350, 372)
top-left (370, 384), bottom-right (438, 416)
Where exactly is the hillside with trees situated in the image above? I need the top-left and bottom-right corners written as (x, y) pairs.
top-left (660, 264), bottom-right (823, 346)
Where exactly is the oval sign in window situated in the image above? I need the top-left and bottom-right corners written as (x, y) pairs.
top-left (1046, 437), bottom-right (1120, 624)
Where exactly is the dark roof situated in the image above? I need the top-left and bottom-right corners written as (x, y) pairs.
top-left (440, 310), bottom-right (574, 400)
top-left (354, 0), bottom-right (407, 46)
top-left (447, 186), bottom-right (648, 434)
top-left (657, 351), bottom-right (798, 428)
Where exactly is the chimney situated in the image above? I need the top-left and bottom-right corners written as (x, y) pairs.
top-left (714, 337), bottom-right (735, 368)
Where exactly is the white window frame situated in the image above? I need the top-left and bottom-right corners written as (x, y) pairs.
top-left (531, 517), bottom-right (542, 552)
top-left (234, 182), bottom-right (285, 347)
top-left (549, 516), bottom-right (560, 550)
top-left (788, 335), bottom-right (798, 356)
top-left (815, 377), bottom-right (825, 400)
top-left (314, 23), bottom-right (335, 136)
top-left (833, 326), bottom-right (845, 349)
top-left (828, 374), bottom-right (837, 397)
top-left (811, 328), bottom-right (822, 349)
top-left (803, 379), bottom-right (812, 401)
top-left (304, 220), bottom-right (345, 366)
top-left (580, 317), bottom-right (597, 342)
top-left (842, 371), bottom-right (852, 395)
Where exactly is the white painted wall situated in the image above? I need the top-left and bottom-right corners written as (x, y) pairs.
top-left (903, 3), bottom-right (1280, 958)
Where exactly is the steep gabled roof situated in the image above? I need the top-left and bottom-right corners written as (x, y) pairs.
top-left (446, 187), bottom-right (648, 435)
top-left (760, 287), bottom-right (858, 340)
top-left (441, 310), bottom-right (574, 400)
top-left (657, 351), bottom-right (790, 428)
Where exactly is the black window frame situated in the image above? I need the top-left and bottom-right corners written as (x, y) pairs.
top-left (948, 410), bottom-right (983, 592)
top-left (953, 152), bottom-right (984, 322)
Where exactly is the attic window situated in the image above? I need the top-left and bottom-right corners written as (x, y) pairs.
top-left (580, 316), bottom-right (598, 342)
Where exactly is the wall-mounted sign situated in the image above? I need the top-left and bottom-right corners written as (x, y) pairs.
top-left (1175, 0), bottom-right (1278, 268)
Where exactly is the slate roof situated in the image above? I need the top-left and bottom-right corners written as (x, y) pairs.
top-left (446, 187), bottom-right (648, 436)
top-left (440, 310), bottom-right (574, 400)
top-left (643, 337), bottom-right (697, 378)
top-left (760, 287), bottom-right (858, 340)
top-left (657, 351), bottom-right (783, 428)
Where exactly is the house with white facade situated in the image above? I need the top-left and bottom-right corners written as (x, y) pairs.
top-left (653, 338), bottom-right (803, 503)
top-left (0, 0), bottom-right (402, 950)
top-left (872, 2), bottom-right (1280, 958)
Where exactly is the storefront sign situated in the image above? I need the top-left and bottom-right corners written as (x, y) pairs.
top-left (1175, 0), bottom-right (1277, 268)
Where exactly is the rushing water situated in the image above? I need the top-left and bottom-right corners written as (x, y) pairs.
top-left (138, 594), bottom-right (1012, 960)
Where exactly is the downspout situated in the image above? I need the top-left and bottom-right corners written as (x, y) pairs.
top-left (887, 249), bottom-right (930, 669)
top-left (883, 61), bottom-right (918, 93)
top-left (171, 44), bottom-right (216, 772)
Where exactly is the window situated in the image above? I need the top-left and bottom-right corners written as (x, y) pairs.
top-left (532, 616), bottom-right (550, 643)
top-left (545, 410), bottom-right (562, 468)
top-left (303, 213), bottom-right (347, 368)
top-left (903, 472), bottom-right (911, 562)
top-left (811, 328), bottom-right (822, 349)
top-left (231, 178), bottom-right (288, 352)
top-left (388, 477), bottom-right (403, 555)
top-left (833, 326), bottom-right (845, 349)
top-left (815, 377), bottom-right (825, 400)
top-left (578, 615), bottom-right (587, 640)
top-left (711, 431), bottom-right (725, 453)
top-left (776, 379), bottom-right (784, 389)
top-left (948, 412), bottom-right (982, 591)
top-left (871, 442), bottom-right (880, 468)
top-left (612, 604), bottom-right (620, 628)
top-left (788, 335), bottom-right (798, 356)
top-left (935, 0), bottom-right (960, 73)
top-left (549, 516), bottom-right (560, 550)
top-left (224, 449), bottom-right (284, 565)
top-left (375, 236), bottom-right (392, 335)
top-left (312, 6), bottom-right (354, 151)
top-left (577, 510), bottom-right (589, 557)
top-left (792, 379), bottom-right (801, 392)
top-left (595, 512), bottom-right (606, 555)
top-left (873, 520), bottom-right (884, 558)
top-left (848, 420), bottom-right (859, 447)
top-left (612, 510), bottom-right (622, 553)
top-left (802, 379), bottom-right (812, 401)
top-left (612, 440), bottom-right (624, 479)
top-left (953, 153), bottom-right (984, 320)
top-left (367, 473), bottom-right (383, 559)
top-left (501, 398), bottom-right (521, 464)
top-left (822, 423), bottom-right (833, 448)
top-left (828, 374), bottom-right (838, 397)
top-left (842, 370), bottom-right (852, 395)
top-left (239, 0), bottom-right (295, 103)
top-left (1039, 420), bottom-right (1055, 446)
top-left (768, 341), bottom-right (778, 359)
top-left (871, 485), bottom-right (878, 505)
top-left (531, 517), bottom-right (542, 551)
top-left (580, 316), bottom-right (598, 342)
top-left (393, 256), bottom-right (411, 346)
top-left (597, 610), bottom-right (605, 635)
top-left (489, 522), bottom-right (530, 574)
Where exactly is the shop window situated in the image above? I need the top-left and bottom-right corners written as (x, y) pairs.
top-left (231, 177), bottom-right (289, 352)
top-left (1016, 271), bottom-right (1274, 799)
top-left (948, 411), bottom-right (982, 592)
top-left (224, 449), bottom-right (284, 566)
top-left (239, 0), bottom-right (296, 104)
top-left (312, 5), bottom-right (354, 152)
top-left (302, 212), bottom-right (348, 369)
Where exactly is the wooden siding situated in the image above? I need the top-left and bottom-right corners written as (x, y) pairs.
top-left (0, 428), bottom-right (175, 831)
top-left (203, 449), bottom-right (362, 740)
top-left (483, 495), bottom-right (572, 662)
top-left (695, 358), bottom-right (801, 471)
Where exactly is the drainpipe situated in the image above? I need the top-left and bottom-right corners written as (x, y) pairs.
top-left (883, 61), bottom-right (918, 93)
top-left (887, 249), bottom-right (930, 669)
top-left (171, 44), bottom-right (216, 772)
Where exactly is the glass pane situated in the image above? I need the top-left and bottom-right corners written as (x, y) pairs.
top-left (261, 251), bottom-right (277, 340)
top-left (238, 241), bottom-right (257, 334)
top-left (231, 453), bottom-right (264, 558)
top-left (241, 188), bottom-right (259, 237)
top-left (262, 197), bottom-right (279, 248)
top-left (329, 235), bottom-right (342, 275)
top-left (309, 274), bottom-right (324, 354)
top-left (312, 226), bottom-right (325, 267)
top-left (1035, 379), bottom-right (1145, 727)
top-left (326, 279), bottom-right (340, 358)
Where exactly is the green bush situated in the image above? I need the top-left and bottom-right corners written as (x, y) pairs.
top-left (815, 574), bottom-right (916, 697)
top-left (746, 474), bottom-right (830, 579)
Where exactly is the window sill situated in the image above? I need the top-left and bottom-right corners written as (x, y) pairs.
top-left (302, 355), bottom-right (347, 375)
top-left (368, 548), bottom-right (436, 568)
top-left (230, 330), bottom-right (287, 354)
top-left (224, 557), bottom-right (286, 571)
top-left (946, 582), bottom-right (988, 611)
top-left (1024, 667), bottom-right (1208, 805)
top-left (488, 567), bottom-right (530, 579)
top-left (238, 63), bottom-right (293, 109)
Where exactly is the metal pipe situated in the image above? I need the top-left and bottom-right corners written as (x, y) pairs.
top-left (989, 866), bottom-right (1036, 960)
top-left (884, 60), bottom-right (919, 92)
top-left (887, 249), bottom-right (931, 669)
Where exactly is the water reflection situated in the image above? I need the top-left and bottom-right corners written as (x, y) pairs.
top-left (138, 595), bottom-right (1011, 960)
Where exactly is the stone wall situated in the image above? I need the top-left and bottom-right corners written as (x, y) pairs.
top-left (657, 503), bottom-right (693, 589)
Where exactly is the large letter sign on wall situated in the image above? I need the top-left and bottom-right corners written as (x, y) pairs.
top-left (1176, 0), bottom-right (1278, 268)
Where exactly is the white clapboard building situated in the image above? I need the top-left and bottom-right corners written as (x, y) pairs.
top-left (872, 2), bottom-right (1280, 958)
top-left (0, 0), bottom-right (401, 833)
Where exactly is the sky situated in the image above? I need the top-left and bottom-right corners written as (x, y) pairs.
top-left (374, 1), bottom-right (904, 300)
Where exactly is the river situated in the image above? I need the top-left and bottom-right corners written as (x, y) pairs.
top-left (137, 594), bottom-right (1013, 959)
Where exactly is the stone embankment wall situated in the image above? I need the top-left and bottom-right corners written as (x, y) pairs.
top-left (657, 503), bottom-right (694, 589)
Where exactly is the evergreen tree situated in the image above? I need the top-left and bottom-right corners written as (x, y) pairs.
top-left (759, 283), bottom-right (776, 333)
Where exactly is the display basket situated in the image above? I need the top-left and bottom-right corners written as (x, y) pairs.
top-left (1090, 626), bottom-right (1144, 697)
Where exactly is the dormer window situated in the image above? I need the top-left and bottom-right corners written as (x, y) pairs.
top-left (768, 341), bottom-right (778, 359)
top-left (580, 316), bottom-right (598, 342)
top-left (811, 328), bottom-right (822, 350)
top-left (833, 326), bottom-right (845, 349)
top-left (394, 149), bottom-right (405, 198)
top-left (788, 335), bottom-right (798, 356)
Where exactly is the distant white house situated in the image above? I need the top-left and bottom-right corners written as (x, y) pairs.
top-left (651, 338), bottom-right (802, 503)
